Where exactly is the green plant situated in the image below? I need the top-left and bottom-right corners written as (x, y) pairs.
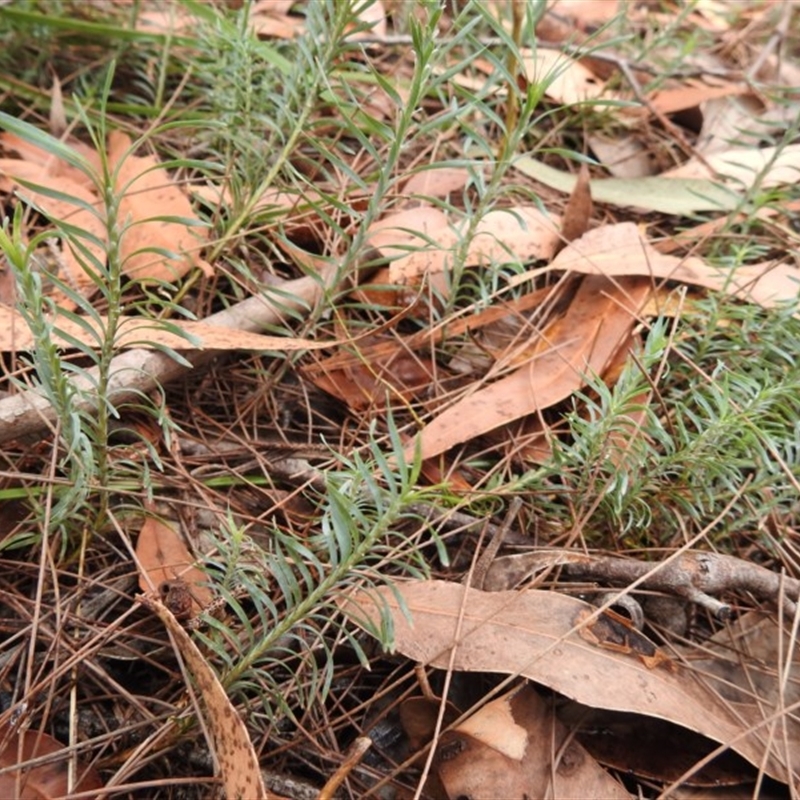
top-left (194, 421), bottom-right (439, 719)
top-left (0, 78), bottom-right (207, 542)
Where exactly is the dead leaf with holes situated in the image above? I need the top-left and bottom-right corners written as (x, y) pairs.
top-left (340, 580), bottom-right (800, 785)
top-left (0, 722), bottom-right (103, 799)
top-left (137, 592), bottom-right (279, 800)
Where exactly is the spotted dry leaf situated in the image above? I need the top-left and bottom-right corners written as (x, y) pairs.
top-left (137, 593), bottom-right (272, 800)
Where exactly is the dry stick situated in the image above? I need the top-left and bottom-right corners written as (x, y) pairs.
top-left (316, 737), bottom-right (372, 800)
top-left (0, 269), bottom-right (336, 445)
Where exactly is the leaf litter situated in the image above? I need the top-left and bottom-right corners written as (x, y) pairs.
top-left (1, 1), bottom-right (800, 798)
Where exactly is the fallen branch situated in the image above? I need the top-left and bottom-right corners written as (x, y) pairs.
top-left (483, 549), bottom-right (800, 619)
top-left (0, 270), bottom-right (333, 445)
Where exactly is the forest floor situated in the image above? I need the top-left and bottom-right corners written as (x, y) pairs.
top-left (1, 1), bottom-right (800, 798)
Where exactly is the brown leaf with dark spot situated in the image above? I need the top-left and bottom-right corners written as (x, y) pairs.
top-left (136, 516), bottom-right (214, 615)
top-left (137, 593), bottom-right (281, 800)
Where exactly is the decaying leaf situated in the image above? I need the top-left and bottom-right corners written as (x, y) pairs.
top-left (407, 275), bottom-right (651, 461)
top-left (341, 580), bottom-right (799, 784)
top-left (0, 722), bottom-right (103, 799)
top-left (137, 593), bottom-right (275, 800)
top-left (433, 684), bottom-right (631, 800)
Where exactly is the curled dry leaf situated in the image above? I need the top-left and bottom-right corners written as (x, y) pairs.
top-left (559, 162), bottom-right (593, 246)
top-left (341, 580), bottom-right (798, 784)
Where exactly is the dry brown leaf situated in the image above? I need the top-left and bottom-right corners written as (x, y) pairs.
top-left (0, 131), bottom-right (101, 185)
top-left (0, 305), bottom-right (335, 353)
top-left (559, 162), bottom-right (593, 245)
top-left (465, 206), bottom-right (560, 269)
top-left (434, 684), bottom-right (630, 800)
top-left (136, 516), bottom-right (214, 615)
top-left (108, 131), bottom-right (209, 281)
top-left (371, 205), bottom-right (560, 285)
top-left (341, 581), bottom-right (798, 783)
top-left (135, 7), bottom-right (197, 35)
top-left (250, 0), bottom-right (305, 39)
top-left (648, 81), bottom-right (756, 116)
top-left (368, 206), bottom-right (458, 284)
top-left (303, 341), bottom-right (437, 411)
top-left (0, 722), bottom-right (103, 799)
top-left (407, 275), bottom-right (650, 461)
top-left (345, 0), bottom-right (387, 39)
top-left (514, 222), bottom-right (800, 314)
top-left (548, 0), bottom-right (623, 25)
top-left (402, 166), bottom-right (470, 201)
top-left (0, 160), bottom-right (108, 304)
top-left (663, 143), bottom-right (800, 189)
top-left (692, 94), bottom-right (768, 157)
top-left (587, 132), bottom-right (655, 178)
top-left (567, 711), bottom-right (755, 787)
top-left (684, 612), bottom-right (800, 717)
top-left (137, 593), bottom-right (274, 800)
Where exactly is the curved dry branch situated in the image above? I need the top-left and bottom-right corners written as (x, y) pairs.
top-left (0, 270), bottom-right (333, 445)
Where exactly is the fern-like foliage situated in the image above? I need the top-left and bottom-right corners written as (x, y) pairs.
top-left (196, 420), bottom-right (439, 720)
